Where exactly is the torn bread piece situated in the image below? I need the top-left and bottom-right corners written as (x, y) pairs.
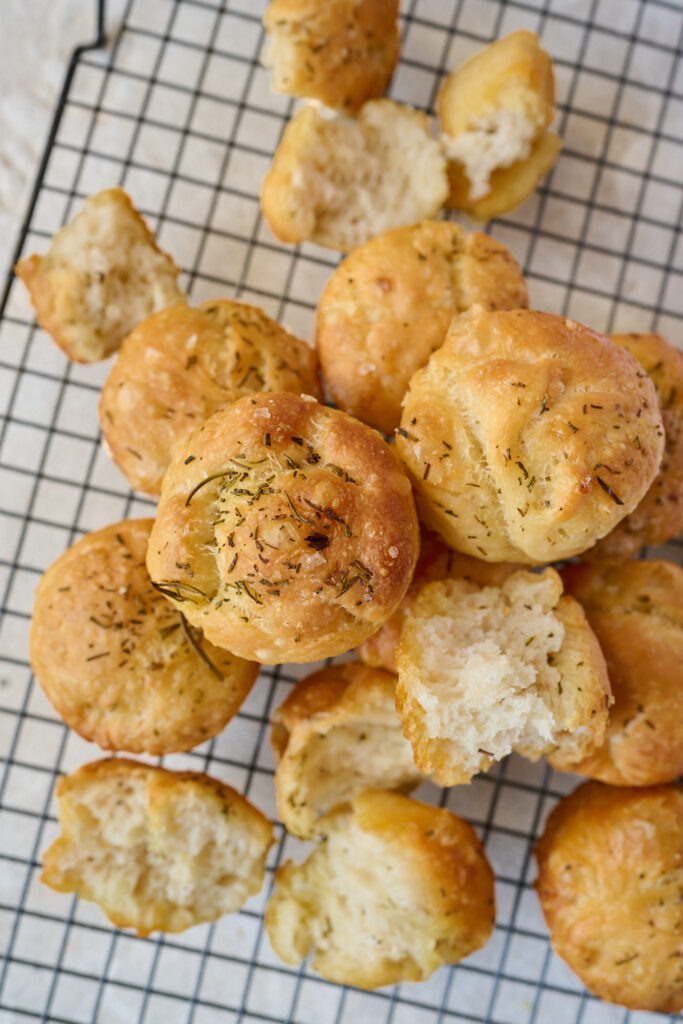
top-left (262, 0), bottom-right (400, 114)
top-left (396, 568), bottom-right (611, 785)
top-left (15, 188), bottom-right (185, 362)
top-left (260, 100), bottom-right (449, 252)
top-left (146, 391), bottom-right (419, 664)
top-left (438, 31), bottom-right (560, 220)
top-left (359, 526), bottom-right (522, 674)
top-left (265, 790), bottom-right (495, 988)
top-left (41, 759), bottom-right (274, 936)
top-left (271, 661), bottom-right (423, 839)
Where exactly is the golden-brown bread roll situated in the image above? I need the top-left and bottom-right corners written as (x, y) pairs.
top-left (556, 560), bottom-right (683, 785)
top-left (99, 300), bottom-right (322, 497)
top-left (262, 0), bottom-right (400, 115)
top-left (29, 519), bottom-right (259, 755)
top-left (396, 568), bottom-right (611, 785)
top-left (41, 758), bottom-right (274, 937)
top-left (260, 100), bottom-right (448, 252)
top-left (358, 525), bottom-right (522, 673)
top-left (147, 392), bottom-right (419, 663)
top-left (535, 781), bottom-right (683, 1012)
top-left (316, 220), bottom-right (529, 434)
top-left (396, 307), bottom-right (665, 564)
top-left (265, 790), bottom-right (495, 988)
top-left (271, 661), bottom-right (423, 838)
top-left (15, 188), bottom-right (185, 363)
top-left (587, 331), bottom-right (683, 561)
top-left (438, 31), bottom-right (561, 220)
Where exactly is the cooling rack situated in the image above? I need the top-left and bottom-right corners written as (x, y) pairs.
top-left (0, 0), bottom-right (681, 1022)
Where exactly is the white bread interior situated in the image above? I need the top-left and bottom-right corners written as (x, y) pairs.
top-left (397, 569), bottom-right (610, 784)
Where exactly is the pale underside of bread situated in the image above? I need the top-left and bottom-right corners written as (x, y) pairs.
top-left (277, 717), bottom-right (422, 839)
top-left (396, 570), bottom-right (609, 784)
top-left (41, 761), bottom-right (272, 936)
top-left (15, 188), bottom-right (185, 362)
top-left (262, 102), bottom-right (449, 251)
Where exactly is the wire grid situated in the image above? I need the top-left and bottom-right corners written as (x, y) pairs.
top-left (0, 0), bottom-right (681, 1021)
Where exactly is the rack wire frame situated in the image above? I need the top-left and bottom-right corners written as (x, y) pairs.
top-left (0, 0), bottom-right (681, 1021)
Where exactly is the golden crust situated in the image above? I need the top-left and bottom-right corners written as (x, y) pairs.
top-left (587, 332), bottom-right (683, 561)
top-left (438, 31), bottom-right (555, 139)
top-left (316, 220), bottom-right (528, 434)
top-left (446, 132), bottom-right (562, 221)
top-left (15, 188), bottom-right (184, 363)
top-left (271, 661), bottom-right (423, 838)
top-left (265, 790), bottom-right (495, 988)
top-left (29, 519), bottom-right (259, 755)
top-left (396, 569), bottom-right (610, 785)
top-left (41, 758), bottom-right (274, 936)
top-left (396, 307), bottom-right (665, 564)
top-left (558, 559), bottom-right (683, 785)
top-left (147, 392), bottom-right (419, 663)
top-left (438, 31), bottom-right (560, 218)
top-left (535, 781), bottom-right (683, 1012)
top-left (99, 300), bottom-right (322, 497)
top-left (262, 0), bottom-right (400, 114)
top-left (358, 526), bottom-right (522, 673)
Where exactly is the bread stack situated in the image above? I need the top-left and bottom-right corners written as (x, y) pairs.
top-left (14, 2), bottom-right (683, 1012)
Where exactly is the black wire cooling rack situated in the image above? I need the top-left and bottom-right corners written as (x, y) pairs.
top-left (0, 1), bottom-right (682, 1022)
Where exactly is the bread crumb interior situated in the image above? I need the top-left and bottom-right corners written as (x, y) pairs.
top-left (290, 105), bottom-right (447, 249)
top-left (57, 773), bottom-right (261, 922)
top-left (410, 572), bottom-right (565, 773)
top-left (443, 109), bottom-right (540, 199)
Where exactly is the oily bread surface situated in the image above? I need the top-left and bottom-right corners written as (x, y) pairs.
top-left (100, 300), bottom-right (322, 496)
top-left (535, 781), bottom-right (683, 1012)
top-left (316, 220), bottom-right (528, 433)
top-left (445, 131), bottom-right (562, 221)
top-left (396, 307), bottom-right (665, 564)
top-left (588, 331), bottom-right (683, 560)
top-left (29, 519), bottom-right (259, 755)
top-left (559, 559), bottom-right (683, 786)
top-left (438, 31), bottom-right (560, 217)
top-left (147, 392), bottom-right (419, 663)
